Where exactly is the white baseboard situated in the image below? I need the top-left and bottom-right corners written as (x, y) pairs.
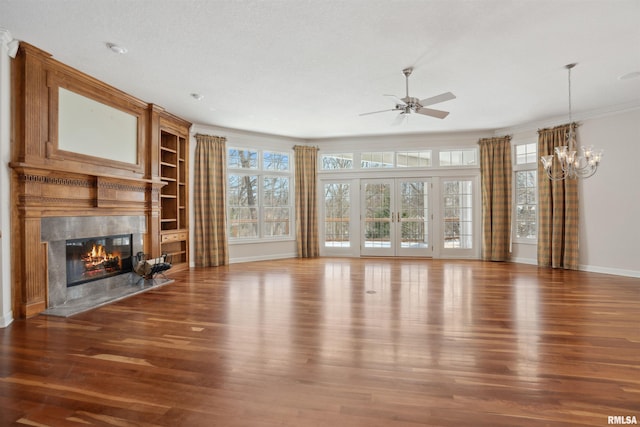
top-left (0, 311), bottom-right (14, 328)
top-left (510, 257), bottom-right (537, 265)
top-left (230, 252), bottom-right (298, 264)
top-left (578, 264), bottom-right (640, 279)
top-left (511, 257), bottom-right (640, 278)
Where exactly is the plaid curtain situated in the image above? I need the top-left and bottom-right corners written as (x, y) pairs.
top-left (537, 124), bottom-right (579, 270)
top-left (193, 134), bottom-right (228, 267)
top-left (293, 145), bottom-right (319, 258)
top-left (479, 136), bottom-right (512, 261)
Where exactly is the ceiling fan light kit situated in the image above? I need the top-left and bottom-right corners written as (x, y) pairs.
top-left (360, 67), bottom-right (456, 122)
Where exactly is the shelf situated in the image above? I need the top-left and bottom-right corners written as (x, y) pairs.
top-left (159, 123), bottom-right (189, 262)
top-left (160, 146), bottom-right (177, 154)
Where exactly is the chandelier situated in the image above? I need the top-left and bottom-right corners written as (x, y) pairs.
top-left (540, 63), bottom-right (603, 180)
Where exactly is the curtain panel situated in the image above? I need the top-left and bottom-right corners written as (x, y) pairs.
top-left (293, 145), bottom-right (319, 258)
top-left (537, 124), bottom-right (579, 270)
top-left (479, 136), bottom-right (513, 261)
top-left (193, 133), bottom-right (229, 267)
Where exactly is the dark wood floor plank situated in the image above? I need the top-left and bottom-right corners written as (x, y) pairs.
top-left (1, 258), bottom-right (639, 426)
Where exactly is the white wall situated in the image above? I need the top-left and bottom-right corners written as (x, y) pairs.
top-left (577, 110), bottom-right (640, 276)
top-left (506, 107), bottom-right (640, 277)
top-left (189, 124), bottom-right (303, 265)
top-left (0, 29), bottom-right (15, 327)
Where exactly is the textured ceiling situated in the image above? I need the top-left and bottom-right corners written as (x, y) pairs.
top-left (2, 0), bottom-right (639, 139)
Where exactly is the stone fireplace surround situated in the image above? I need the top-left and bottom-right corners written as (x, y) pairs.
top-left (42, 215), bottom-right (146, 311)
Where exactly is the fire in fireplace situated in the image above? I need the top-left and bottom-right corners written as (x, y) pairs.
top-left (66, 234), bottom-right (133, 287)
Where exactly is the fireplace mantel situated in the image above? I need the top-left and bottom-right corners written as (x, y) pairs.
top-left (10, 42), bottom-right (189, 318)
top-left (10, 165), bottom-right (163, 317)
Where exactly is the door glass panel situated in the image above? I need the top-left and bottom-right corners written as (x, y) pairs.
top-left (399, 181), bottom-right (429, 249)
top-left (324, 183), bottom-right (350, 248)
top-left (364, 183), bottom-right (391, 248)
top-left (443, 180), bottom-right (473, 249)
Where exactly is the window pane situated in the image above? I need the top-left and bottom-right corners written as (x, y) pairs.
top-left (264, 207), bottom-right (290, 237)
top-left (263, 176), bottom-right (289, 206)
top-left (439, 151), bottom-right (451, 166)
top-left (264, 151), bottom-right (290, 171)
top-left (228, 174), bottom-right (258, 206)
top-left (451, 150), bottom-right (462, 165)
top-left (229, 207), bottom-right (258, 238)
top-left (324, 183), bottom-right (350, 248)
top-left (516, 143), bottom-right (537, 165)
top-left (321, 153), bottom-right (353, 169)
top-left (439, 149), bottom-right (478, 166)
top-left (515, 170), bottom-right (537, 240)
top-left (228, 148), bottom-right (258, 169)
top-left (363, 183), bottom-right (391, 248)
top-left (462, 149), bottom-right (477, 165)
top-left (396, 151), bottom-right (431, 167)
top-left (442, 179), bottom-right (473, 249)
top-left (229, 174), bottom-right (258, 238)
top-left (361, 152), bottom-right (394, 168)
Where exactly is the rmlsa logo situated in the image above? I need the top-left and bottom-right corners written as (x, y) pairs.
top-left (608, 415), bottom-right (638, 425)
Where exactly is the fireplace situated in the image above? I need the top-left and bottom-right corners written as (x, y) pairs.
top-left (42, 215), bottom-right (146, 309)
top-left (66, 234), bottom-right (133, 287)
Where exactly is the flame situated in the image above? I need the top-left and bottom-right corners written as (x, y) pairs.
top-left (82, 243), bottom-right (120, 272)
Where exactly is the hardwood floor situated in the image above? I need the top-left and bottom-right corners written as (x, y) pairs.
top-left (1, 258), bottom-right (639, 426)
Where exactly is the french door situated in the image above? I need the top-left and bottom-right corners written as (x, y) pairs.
top-left (360, 178), bottom-right (432, 257)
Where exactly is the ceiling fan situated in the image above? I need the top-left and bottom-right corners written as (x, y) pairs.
top-left (360, 67), bottom-right (455, 123)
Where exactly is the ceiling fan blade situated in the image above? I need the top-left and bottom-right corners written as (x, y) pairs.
top-left (359, 108), bottom-right (399, 116)
top-left (416, 107), bottom-right (450, 119)
top-left (392, 112), bottom-right (407, 126)
top-left (419, 92), bottom-right (456, 107)
top-left (383, 94), bottom-right (407, 106)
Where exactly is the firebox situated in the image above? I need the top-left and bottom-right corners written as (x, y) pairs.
top-left (66, 234), bottom-right (133, 287)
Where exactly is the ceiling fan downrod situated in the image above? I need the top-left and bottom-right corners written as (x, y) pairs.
top-left (403, 67), bottom-right (412, 99)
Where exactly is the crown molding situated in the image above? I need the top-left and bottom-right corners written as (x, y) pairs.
top-left (495, 101), bottom-right (640, 136)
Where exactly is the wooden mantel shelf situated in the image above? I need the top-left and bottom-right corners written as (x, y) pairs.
top-left (9, 162), bottom-right (164, 186)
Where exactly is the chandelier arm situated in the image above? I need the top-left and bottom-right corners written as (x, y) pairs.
top-left (544, 166), bottom-right (569, 181)
top-left (574, 165), bottom-right (599, 179)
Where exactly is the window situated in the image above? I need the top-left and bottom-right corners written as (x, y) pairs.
top-left (396, 151), bottom-right (432, 168)
top-left (442, 180), bottom-right (473, 249)
top-left (228, 148), bottom-right (258, 169)
top-left (228, 174), bottom-right (258, 238)
top-left (228, 147), bottom-right (292, 240)
top-left (513, 142), bottom-right (537, 242)
top-left (439, 148), bottom-right (477, 166)
top-left (263, 175), bottom-right (290, 237)
top-left (514, 171), bottom-right (537, 240)
top-left (321, 153), bottom-right (353, 170)
top-left (361, 152), bottom-right (394, 168)
top-left (320, 148), bottom-right (478, 171)
top-left (264, 151), bottom-right (290, 171)
top-left (515, 143), bottom-right (537, 165)
top-left (323, 182), bottom-right (351, 248)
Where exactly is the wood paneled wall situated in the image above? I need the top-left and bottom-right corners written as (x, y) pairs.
top-left (9, 42), bottom-right (190, 318)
